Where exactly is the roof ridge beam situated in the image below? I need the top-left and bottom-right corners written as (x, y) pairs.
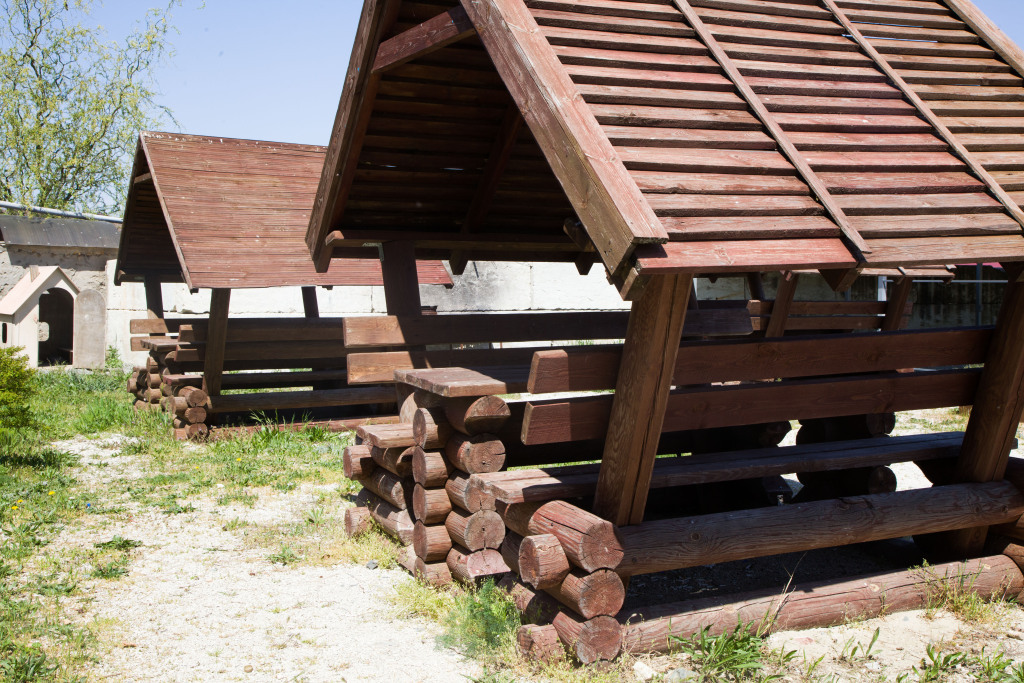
top-left (821, 0), bottom-right (1024, 234)
top-left (669, 0), bottom-right (870, 262)
top-left (372, 6), bottom-right (477, 74)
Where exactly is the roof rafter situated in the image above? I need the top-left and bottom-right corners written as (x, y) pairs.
top-left (372, 5), bottom-right (477, 74)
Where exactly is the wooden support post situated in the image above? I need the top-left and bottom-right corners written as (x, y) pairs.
top-left (945, 281), bottom-right (1024, 555)
top-left (746, 272), bottom-right (765, 301)
top-left (764, 271), bottom-right (798, 339)
top-left (144, 275), bottom-right (164, 319)
top-left (593, 274), bottom-right (693, 525)
top-left (381, 241), bottom-right (422, 316)
top-left (301, 287), bottom-right (320, 319)
top-left (202, 288), bottom-right (231, 398)
top-left (882, 277), bottom-right (913, 332)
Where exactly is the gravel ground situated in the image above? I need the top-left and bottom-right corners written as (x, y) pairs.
top-left (48, 410), bottom-right (1024, 682)
top-left (52, 436), bottom-right (477, 683)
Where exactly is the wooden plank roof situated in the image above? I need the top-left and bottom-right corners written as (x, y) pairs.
top-left (306, 0), bottom-right (1024, 292)
top-left (116, 132), bottom-right (452, 289)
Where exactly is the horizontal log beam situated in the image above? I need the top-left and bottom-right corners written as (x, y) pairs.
top-left (617, 483), bottom-right (1024, 576)
top-left (209, 385), bottom-right (395, 414)
top-left (522, 369), bottom-right (980, 444)
top-left (527, 327), bottom-right (991, 394)
top-left (621, 555), bottom-right (1024, 654)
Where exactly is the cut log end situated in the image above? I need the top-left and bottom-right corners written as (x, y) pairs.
top-left (344, 506), bottom-right (373, 537)
top-left (517, 624), bottom-right (565, 663)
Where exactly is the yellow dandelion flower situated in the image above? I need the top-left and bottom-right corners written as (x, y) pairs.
top-left (48, 491), bottom-right (55, 495)
top-left (11, 506), bottom-right (17, 511)
top-left (236, 458), bottom-right (242, 462)
top-left (17, 499), bottom-right (22, 503)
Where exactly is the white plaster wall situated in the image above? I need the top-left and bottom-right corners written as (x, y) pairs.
top-left (0, 245), bottom-right (108, 297)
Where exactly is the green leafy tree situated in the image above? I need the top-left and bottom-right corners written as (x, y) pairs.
top-left (0, 0), bottom-right (183, 215)
top-left (0, 346), bottom-right (36, 431)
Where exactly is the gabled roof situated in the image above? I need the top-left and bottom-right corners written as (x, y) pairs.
top-left (0, 266), bottom-right (79, 320)
top-left (117, 132), bottom-right (452, 289)
top-left (0, 216), bottom-right (120, 250)
top-left (307, 0), bottom-right (1024, 292)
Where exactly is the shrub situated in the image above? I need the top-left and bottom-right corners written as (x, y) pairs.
top-left (0, 347), bottom-right (36, 432)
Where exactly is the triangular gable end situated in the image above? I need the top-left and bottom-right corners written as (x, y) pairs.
top-left (308, 0), bottom-right (1024, 295)
top-left (0, 266), bottom-right (79, 321)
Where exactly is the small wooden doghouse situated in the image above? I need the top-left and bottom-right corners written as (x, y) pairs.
top-left (0, 266), bottom-right (79, 367)
top-left (308, 0), bottom-right (1024, 661)
top-left (116, 132), bottom-right (453, 436)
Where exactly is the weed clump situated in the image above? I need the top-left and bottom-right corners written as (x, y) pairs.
top-left (439, 579), bottom-right (520, 658)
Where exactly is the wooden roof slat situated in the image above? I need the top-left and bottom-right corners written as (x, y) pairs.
top-left (634, 238), bottom-right (857, 274)
top-left (671, 0), bottom-right (869, 258)
top-left (462, 0), bottom-right (668, 278)
top-left (662, 215), bottom-right (841, 240)
top-left (632, 171), bottom-right (811, 195)
top-left (821, 0), bottom-right (1024, 244)
top-left (645, 193), bottom-right (824, 217)
top-left (540, 24), bottom-right (707, 53)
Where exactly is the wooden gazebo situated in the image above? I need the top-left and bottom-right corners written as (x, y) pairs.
top-left (310, 0), bottom-right (1024, 661)
top-left (117, 132), bottom-right (452, 436)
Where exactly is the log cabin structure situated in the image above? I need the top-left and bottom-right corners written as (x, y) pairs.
top-left (310, 0), bottom-right (1024, 662)
top-left (117, 132), bottom-right (452, 437)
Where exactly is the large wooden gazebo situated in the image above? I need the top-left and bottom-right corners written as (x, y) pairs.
top-left (309, 0), bottom-right (1024, 661)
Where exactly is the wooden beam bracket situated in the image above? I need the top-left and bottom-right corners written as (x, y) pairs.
top-left (372, 6), bottom-right (476, 74)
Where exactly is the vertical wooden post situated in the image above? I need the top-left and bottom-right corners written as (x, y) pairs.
top-left (202, 288), bottom-right (231, 398)
top-left (381, 241), bottom-right (422, 316)
top-left (882, 277), bottom-right (913, 332)
top-left (746, 272), bottom-right (766, 301)
top-left (765, 271), bottom-right (798, 339)
top-left (593, 274), bottom-right (693, 526)
top-left (301, 286), bottom-right (320, 319)
top-left (945, 280), bottom-right (1024, 554)
top-left (144, 275), bottom-right (164, 319)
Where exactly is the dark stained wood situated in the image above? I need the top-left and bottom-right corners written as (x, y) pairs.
top-left (308, 0), bottom-right (402, 272)
top-left (672, 0), bottom-right (870, 259)
top-left (522, 369), bottom-right (981, 444)
top-left (593, 274), bottom-right (692, 526)
top-left (144, 274), bottom-right (164, 318)
top-left (617, 482), bottom-right (1024, 576)
top-left (486, 433), bottom-right (965, 505)
top-left (948, 282), bottom-right (1024, 554)
top-left (201, 289), bottom-right (230, 398)
top-left (621, 556), bottom-right (1024, 654)
top-left (883, 277), bottom-right (914, 331)
top-left (301, 287), bottom-right (320, 319)
top-left (451, 104), bottom-right (525, 274)
top-left (381, 241), bottom-right (422, 316)
top-left (634, 239), bottom-right (857, 274)
top-left (823, 0), bottom-right (1024, 240)
top-left (460, 0), bottom-right (668, 276)
top-left (764, 271), bottom-right (798, 338)
top-left (125, 133), bottom-right (450, 289)
top-left (372, 6), bottom-right (476, 74)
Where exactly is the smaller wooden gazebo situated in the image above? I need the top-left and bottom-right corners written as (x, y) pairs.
top-left (116, 132), bottom-right (452, 434)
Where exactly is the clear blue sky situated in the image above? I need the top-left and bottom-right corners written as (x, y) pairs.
top-left (89, 0), bottom-right (1024, 147)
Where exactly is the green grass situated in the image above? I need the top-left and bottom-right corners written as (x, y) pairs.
top-left (0, 387), bottom-right (94, 680)
top-left (670, 623), bottom-right (793, 683)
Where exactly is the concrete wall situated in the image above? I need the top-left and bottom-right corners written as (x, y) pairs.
top-left (0, 244), bottom-right (109, 298)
